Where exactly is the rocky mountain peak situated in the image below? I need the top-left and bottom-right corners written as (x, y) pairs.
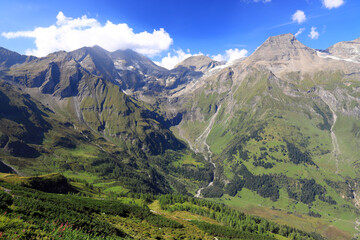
top-left (326, 38), bottom-right (360, 62)
top-left (265, 33), bottom-right (296, 43)
top-left (353, 37), bottom-right (360, 43)
top-left (111, 49), bottom-right (166, 73)
top-left (242, 33), bottom-right (317, 73)
top-left (252, 33), bottom-right (315, 60)
top-left (175, 55), bottom-right (221, 72)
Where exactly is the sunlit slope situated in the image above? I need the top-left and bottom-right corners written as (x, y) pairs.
top-left (172, 35), bottom-right (360, 238)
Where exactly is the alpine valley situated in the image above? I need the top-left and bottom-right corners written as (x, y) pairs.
top-left (1, 33), bottom-right (360, 239)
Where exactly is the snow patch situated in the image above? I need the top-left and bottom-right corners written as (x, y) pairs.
top-left (317, 51), bottom-right (360, 64)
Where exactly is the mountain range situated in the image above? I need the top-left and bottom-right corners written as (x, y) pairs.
top-left (1, 33), bottom-right (360, 239)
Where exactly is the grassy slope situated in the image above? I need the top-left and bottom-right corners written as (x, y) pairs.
top-left (176, 68), bottom-right (360, 239)
top-left (0, 175), bottom-right (308, 240)
top-left (0, 78), bottom-right (214, 196)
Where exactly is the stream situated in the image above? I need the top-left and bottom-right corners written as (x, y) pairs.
top-left (328, 105), bottom-right (341, 174)
top-left (194, 105), bottom-right (222, 198)
top-left (317, 90), bottom-right (341, 174)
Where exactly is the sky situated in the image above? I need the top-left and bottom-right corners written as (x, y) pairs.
top-left (0, 0), bottom-right (359, 69)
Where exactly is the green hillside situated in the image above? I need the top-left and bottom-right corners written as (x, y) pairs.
top-left (0, 174), bottom-right (322, 239)
top-left (174, 67), bottom-right (360, 239)
top-left (0, 77), bottom-right (212, 196)
top-left (0, 35), bottom-right (360, 239)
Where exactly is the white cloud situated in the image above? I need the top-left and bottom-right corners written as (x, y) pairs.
top-left (292, 10), bottom-right (306, 24)
top-left (308, 27), bottom-right (319, 40)
top-left (253, 0), bottom-right (271, 3)
top-left (322, 0), bottom-right (344, 9)
top-left (1, 11), bottom-right (173, 57)
top-left (212, 48), bottom-right (248, 63)
top-left (295, 28), bottom-right (305, 37)
top-left (154, 49), bottom-right (201, 70)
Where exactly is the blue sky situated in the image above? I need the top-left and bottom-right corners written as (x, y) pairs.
top-left (0, 0), bottom-right (359, 69)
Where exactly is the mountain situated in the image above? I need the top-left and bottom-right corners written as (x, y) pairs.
top-left (0, 46), bottom-right (213, 196)
top-left (111, 48), bottom-right (166, 73)
top-left (162, 33), bottom-right (360, 239)
top-left (243, 33), bottom-right (317, 72)
top-left (174, 55), bottom-right (221, 72)
top-left (1, 33), bottom-right (360, 239)
top-left (326, 37), bottom-right (360, 62)
top-left (0, 47), bottom-right (35, 70)
top-left (114, 51), bottom-right (222, 97)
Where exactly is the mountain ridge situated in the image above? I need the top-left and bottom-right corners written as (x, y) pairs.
top-left (1, 33), bottom-right (360, 239)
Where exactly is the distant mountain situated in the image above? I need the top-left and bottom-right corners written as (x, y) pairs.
top-left (326, 37), bottom-right (360, 62)
top-left (111, 48), bottom-right (167, 73)
top-left (0, 45), bottom-right (212, 195)
top-left (174, 55), bottom-right (221, 72)
top-left (0, 47), bottom-right (35, 69)
top-left (244, 33), bottom-right (317, 70)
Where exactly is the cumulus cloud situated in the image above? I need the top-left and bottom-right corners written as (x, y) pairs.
top-left (212, 48), bottom-right (248, 63)
top-left (308, 27), bottom-right (319, 40)
top-left (295, 28), bottom-right (305, 37)
top-left (322, 0), bottom-right (344, 9)
top-left (292, 10), bottom-right (306, 24)
top-left (154, 49), bottom-right (202, 70)
top-left (1, 11), bottom-right (173, 57)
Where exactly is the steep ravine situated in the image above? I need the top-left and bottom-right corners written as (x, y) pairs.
top-left (328, 106), bottom-right (341, 174)
top-left (317, 89), bottom-right (341, 174)
top-left (193, 105), bottom-right (222, 198)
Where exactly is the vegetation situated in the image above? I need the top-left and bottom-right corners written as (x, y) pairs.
top-left (0, 180), bottom-right (182, 239)
top-left (284, 140), bottom-right (315, 166)
top-left (0, 175), bottom-right (326, 239)
top-left (1, 42), bottom-right (360, 240)
top-left (158, 194), bottom-right (324, 239)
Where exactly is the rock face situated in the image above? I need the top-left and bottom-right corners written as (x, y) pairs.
top-left (247, 33), bottom-right (316, 62)
top-left (327, 38), bottom-right (360, 62)
top-left (111, 49), bottom-right (166, 74)
top-left (243, 33), bottom-right (319, 73)
top-left (242, 33), bottom-right (360, 76)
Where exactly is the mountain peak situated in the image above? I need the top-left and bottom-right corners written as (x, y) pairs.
top-left (111, 49), bottom-right (167, 73)
top-left (243, 33), bottom-right (316, 71)
top-left (259, 33), bottom-right (304, 51)
top-left (266, 33), bottom-right (296, 42)
top-left (326, 37), bottom-right (360, 62)
top-left (175, 55), bottom-right (221, 72)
